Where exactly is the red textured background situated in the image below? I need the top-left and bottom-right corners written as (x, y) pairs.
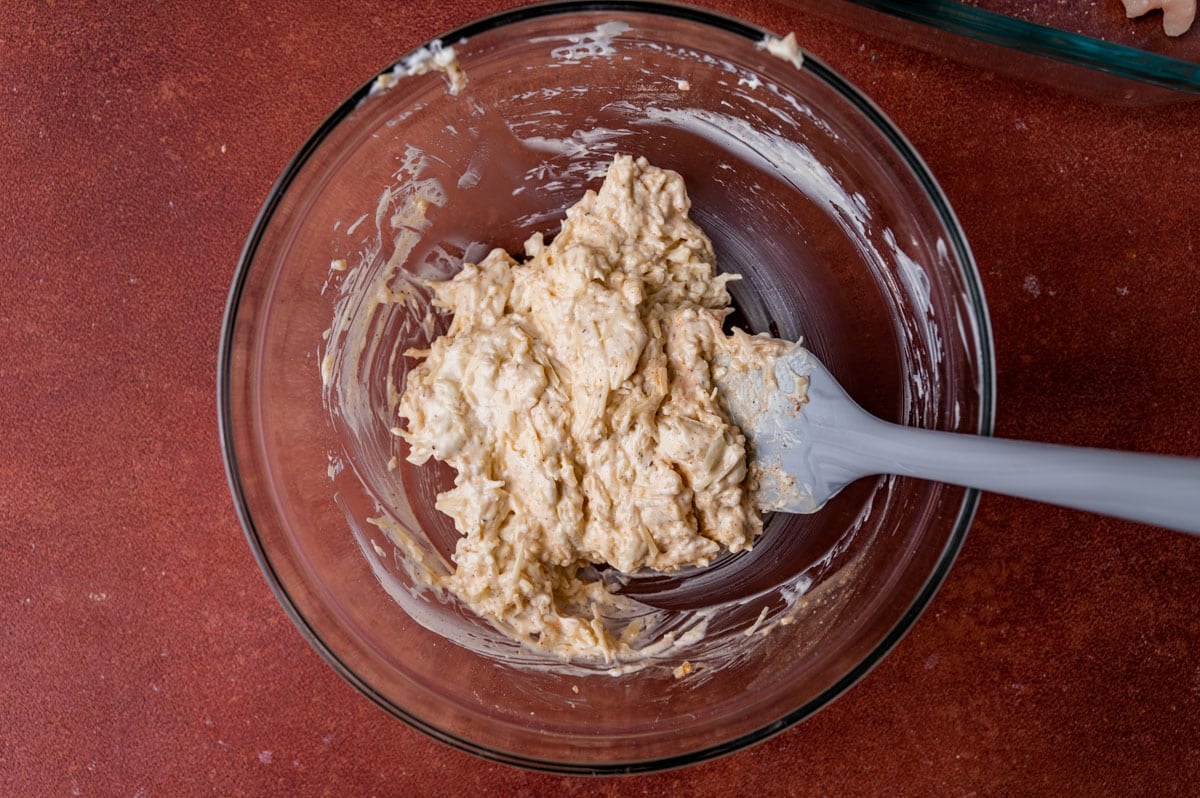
top-left (3, 1), bottom-right (1199, 795)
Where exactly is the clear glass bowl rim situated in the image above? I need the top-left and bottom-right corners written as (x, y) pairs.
top-left (217, 0), bottom-right (998, 774)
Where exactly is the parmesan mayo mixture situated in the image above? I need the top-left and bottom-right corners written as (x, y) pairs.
top-left (396, 155), bottom-right (800, 662)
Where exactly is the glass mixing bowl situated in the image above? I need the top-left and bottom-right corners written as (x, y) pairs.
top-left (219, 0), bottom-right (994, 773)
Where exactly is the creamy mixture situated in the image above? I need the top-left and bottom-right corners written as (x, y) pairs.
top-left (396, 155), bottom-right (798, 662)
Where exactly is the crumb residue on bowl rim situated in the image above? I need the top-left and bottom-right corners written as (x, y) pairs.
top-left (370, 38), bottom-right (468, 97)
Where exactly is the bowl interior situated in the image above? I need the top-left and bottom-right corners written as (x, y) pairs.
top-left (222, 2), bottom-right (992, 772)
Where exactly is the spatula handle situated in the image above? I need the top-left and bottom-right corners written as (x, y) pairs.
top-left (854, 417), bottom-right (1200, 535)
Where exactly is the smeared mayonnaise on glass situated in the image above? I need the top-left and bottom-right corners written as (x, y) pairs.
top-left (370, 39), bottom-right (467, 97)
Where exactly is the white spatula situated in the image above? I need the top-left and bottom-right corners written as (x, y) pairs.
top-left (715, 346), bottom-right (1200, 535)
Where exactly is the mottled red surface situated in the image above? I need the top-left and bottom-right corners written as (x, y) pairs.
top-left (3, 1), bottom-right (1199, 795)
